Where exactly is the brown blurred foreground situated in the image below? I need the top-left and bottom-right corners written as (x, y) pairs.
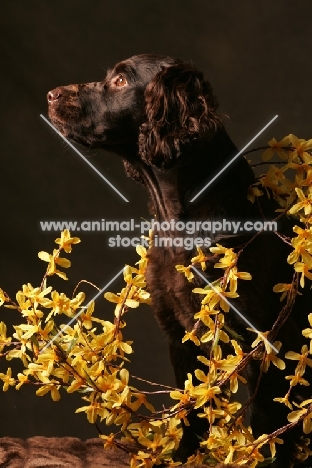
top-left (0, 436), bottom-right (247, 467)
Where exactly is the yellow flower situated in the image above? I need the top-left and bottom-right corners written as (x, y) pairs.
top-left (37, 320), bottom-right (55, 341)
top-left (79, 301), bottom-right (95, 330)
top-left (0, 321), bottom-right (12, 351)
top-left (192, 287), bottom-right (220, 308)
top-left (294, 262), bottom-right (312, 288)
top-left (138, 433), bottom-right (168, 453)
top-left (18, 323), bottom-right (40, 340)
top-left (227, 267), bottom-right (252, 293)
top-left (288, 407), bottom-right (312, 434)
top-left (15, 373), bottom-right (29, 390)
top-left (262, 136), bottom-right (291, 161)
top-left (38, 249), bottom-right (71, 280)
top-left (15, 284), bottom-right (51, 320)
top-left (55, 229), bottom-right (80, 253)
top-left (191, 246), bottom-right (209, 271)
top-left (295, 436), bottom-right (312, 463)
top-left (202, 426), bottom-right (228, 450)
top-left (182, 329), bottom-right (200, 346)
top-left (274, 395), bottom-right (293, 410)
top-left (128, 420), bottom-right (154, 439)
top-left (170, 389), bottom-right (192, 408)
top-left (300, 168), bottom-right (312, 187)
top-left (288, 134), bottom-right (312, 163)
top-left (260, 164), bottom-right (288, 193)
top-left (220, 400), bottom-right (242, 423)
top-left (250, 330), bottom-right (272, 354)
top-left (288, 187), bottom-right (312, 216)
top-left (302, 313), bottom-right (312, 353)
top-left (200, 314), bottom-right (229, 344)
top-left (130, 451), bottom-right (155, 468)
top-left (123, 265), bottom-right (146, 288)
top-left (287, 160), bottom-right (311, 174)
top-left (6, 328), bottom-right (29, 366)
top-left (262, 341), bottom-right (285, 372)
top-left (223, 445), bottom-right (238, 464)
top-left (100, 433), bottom-right (116, 450)
top-left (218, 290), bottom-right (239, 313)
top-left (198, 345), bottom-right (241, 375)
top-left (285, 345), bottom-right (312, 376)
top-left (0, 289), bottom-right (6, 306)
top-left (231, 339), bottom-right (245, 359)
top-left (0, 368), bottom-right (15, 391)
top-left (287, 227), bottom-right (312, 265)
top-left (165, 418), bottom-right (182, 449)
top-left (194, 368), bottom-right (211, 385)
top-left (36, 382), bottom-right (61, 401)
top-left (76, 398), bottom-right (108, 423)
top-left (210, 245), bottom-right (237, 270)
top-left (293, 225), bottom-right (312, 246)
top-left (244, 445), bottom-right (265, 464)
top-left (247, 185), bottom-right (263, 203)
top-left (194, 305), bottom-right (219, 322)
top-left (135, 244), bottom-right (148, 273)
top-left (209, 244), bottom-right (233, 255)
top-left (44, 291), bottom-right (71, 319)
top-left (175, 264), bottom-right (194, 281)
top-left (185, 451), bottom-right (205, 467)
top-left (22, 284), bottom-right (52, 305)
top-left (228, 372), bottom-right (247, 393)
top-left (191, 384), bottom-right (221, 408)
top-left (285, 374), bottom-right (309, 386)
top-left (130, 393), bottom-right (155, 413)
top-left (193, 285), bottom-right (238, 312)
top-left (255, 434), bottom-right (284, 459)
top-left (104, 288), bottom-right (140, 316)
top-left (273, 283), bottom-right (293, 301)
top-left (67, 359), bottom-right (87, 393)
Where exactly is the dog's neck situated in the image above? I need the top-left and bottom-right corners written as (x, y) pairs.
top-left (132, 127), bottom-right (257, 223)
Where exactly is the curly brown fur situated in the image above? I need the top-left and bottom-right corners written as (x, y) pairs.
top-left (139, 62), bottom-right (221, 167)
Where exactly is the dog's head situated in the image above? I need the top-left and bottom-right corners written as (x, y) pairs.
top-left (48, 54), bottom-right (221, 169)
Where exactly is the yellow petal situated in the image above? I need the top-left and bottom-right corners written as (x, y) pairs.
top-left (104, 292), bottom-right (120, 303)
top-left (38, 251), bottom-right (51, 262)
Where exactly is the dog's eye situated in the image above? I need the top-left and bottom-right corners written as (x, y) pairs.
top-left (114, 74), bottom-right (128, 88)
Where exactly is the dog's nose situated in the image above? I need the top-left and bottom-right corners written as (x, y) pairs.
top-left (47, 87), bottom-right (62, 103)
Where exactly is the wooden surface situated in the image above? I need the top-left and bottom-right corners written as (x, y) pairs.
top-left (0, 437), bottom-right (244, 467)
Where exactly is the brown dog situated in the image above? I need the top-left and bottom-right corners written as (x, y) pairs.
top-left (48, 54), bottom-right (312, 467)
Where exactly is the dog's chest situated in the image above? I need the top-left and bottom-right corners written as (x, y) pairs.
top-left (145, 246), bottom-right (214, 332)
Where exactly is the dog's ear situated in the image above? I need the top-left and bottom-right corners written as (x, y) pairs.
top-left (139, 62), bottom-right (221, 168)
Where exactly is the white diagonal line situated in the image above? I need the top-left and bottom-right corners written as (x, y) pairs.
top-left (40, 267), bottom-right (125, 353)
top-left (190, 115), bottom-right (278, 202)
top-left (40, 114), bottom-right (129, 202)
top-left (191, 266), bottom-right (278, 353)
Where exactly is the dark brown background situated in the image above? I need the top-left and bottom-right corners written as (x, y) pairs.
top-left (0, 0), bottom-right (311, 439)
